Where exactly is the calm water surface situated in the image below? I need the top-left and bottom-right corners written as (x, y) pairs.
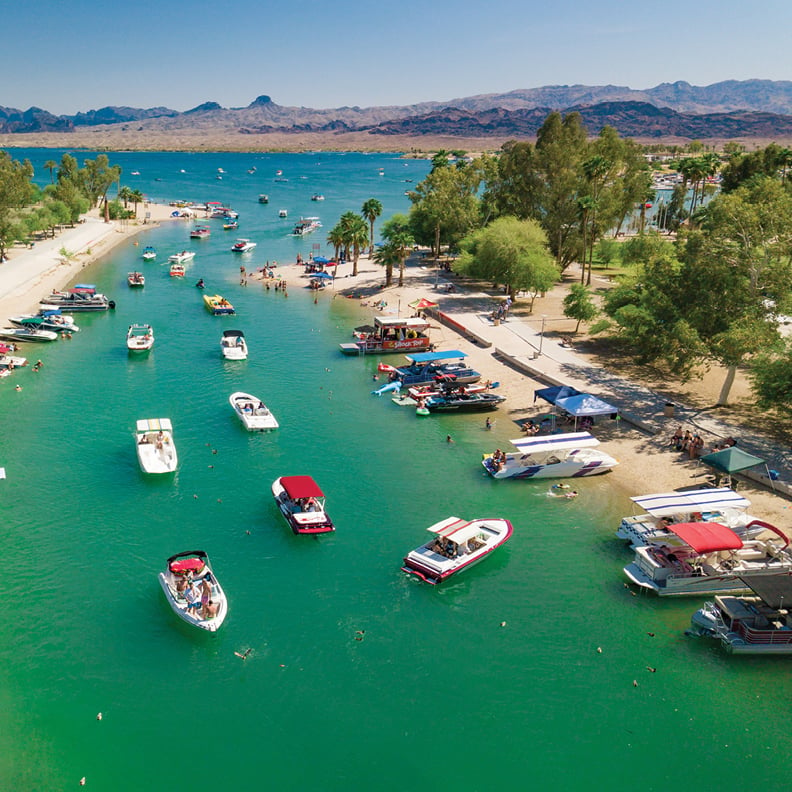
top-left (1, 151), bottom-right (789, 790)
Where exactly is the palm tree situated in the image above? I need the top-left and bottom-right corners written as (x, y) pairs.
top-left (361, 198), bottom-right (382, 254)
top-left (372, 241), bottom-right (399, 287)
top-left (339, 211), bottom-right (369, 277)
top-left (326, 225), bottom-right (345, 263)
top-left (118, 186), bottom-right (133, 209)
top-left (44, 160), bottom-right (58, 184)
top-left (129, 189), bottom-right (144, 217)
top-left (381, 214), bottom-right (415, 287)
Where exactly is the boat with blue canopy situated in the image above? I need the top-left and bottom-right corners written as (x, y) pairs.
top-left (385, 349), bottom-right (481, 388)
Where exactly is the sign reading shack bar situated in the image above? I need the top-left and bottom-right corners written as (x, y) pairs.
top-left (339, 316), bottom-right (433, 355)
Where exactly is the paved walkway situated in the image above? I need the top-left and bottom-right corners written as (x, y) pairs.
top-left (427, 277), bottom-right (790, 495)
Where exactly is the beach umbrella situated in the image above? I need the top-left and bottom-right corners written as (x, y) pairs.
top-left (408, 298), bottom-right (439, 310)
top-left (311, 271), bottom-right (334, 280)
top-left (313, 256), bottom-right (330, 264)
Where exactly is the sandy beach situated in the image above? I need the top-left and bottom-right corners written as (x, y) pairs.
top-left (266, 251), bottom-right (791, 526)
top-left (1, 207), bottom-right (788, 528)
top-left (0, 201), bottom-right (177, 320)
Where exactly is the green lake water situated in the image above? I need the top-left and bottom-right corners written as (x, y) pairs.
top-left (1, 151), bottom-right (790, 790)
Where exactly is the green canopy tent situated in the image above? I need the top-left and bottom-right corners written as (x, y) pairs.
top-left (699, 447), bottom-right (772, 490)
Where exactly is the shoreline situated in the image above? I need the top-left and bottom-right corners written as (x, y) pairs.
top-left (0, 201), bottom-right (177, 320)
top-left (270, 252), bottom-right (790, 526)
top-left (2, 206), bottom-right (788, 528)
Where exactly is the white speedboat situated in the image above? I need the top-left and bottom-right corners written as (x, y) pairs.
top-left (688, 573), bottom-right (792, 654)
top-left (482, 432), bottom-right (618, 479)
top-left (272, 476), bottom-right (334, 534)
top-left (624, 521), bottom-right (792, 596)
top-left (168, 251), bottom-right (195, 264)
top-left (229, 391), bottom-right (278, 431)
top-left (231, 238), bottom-right (256, 253)
top-left (127, 271), bottom-right (145, 287)
top-left (402, 516), bottom-right (513, 585)
top-left (135, 418), bottom-right (178, 474)
top-left (142, 246), bottom-right (156, 261)
top-left (158, 550), bottom-right (228, 632)
top-left (127, 323), bottom-right (154, 351)
top-left (278, 209), bottom-right (288, 218)
top-left (616, 487), bottom-right (764, 548)
top-left (221, 329), bottom-right (248, 360)
top-left (0, 327), bottom-right (58, 343)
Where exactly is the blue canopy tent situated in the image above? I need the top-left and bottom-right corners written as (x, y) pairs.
top-left (554, 393), bottom-right (618, 430)
top-left (533, 385), bottom-right (581, 405)
top-left (310, 271), bottom-right (334, 280)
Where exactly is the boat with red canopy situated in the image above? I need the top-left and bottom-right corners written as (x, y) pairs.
top-left (272, 475), bottom-right (334, 534)
top-left (624, 521), bottom-right (792, 596)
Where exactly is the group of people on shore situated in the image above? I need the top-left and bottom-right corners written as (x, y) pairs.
top-left (669, 427), bottom-right (737, 459)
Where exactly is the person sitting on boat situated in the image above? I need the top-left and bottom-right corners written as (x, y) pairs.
top-left (305, 497), bottom-right (318, 512)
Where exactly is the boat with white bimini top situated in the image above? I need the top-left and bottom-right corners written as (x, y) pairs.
top-left (158, 550), bottom-right (228, 631)
top-left (229, 391), bottom-right (278, 431)
top-left (127, 323), bottom-right (154, 351)
top-left (616, 487), bottom-right (764, 548)
top-left (221, 329), bottom-right (248, 360)
top-left (402, 516), bottom-right (513, 584)
top-left (482, 432), bottom-right (618, 479)
top-left (135, 418), bottom-right (178, 474)
top-left (623, 520), bottom-right (792, 596)
top-left (291, 217), bottom-right (321, 236)
top-left (0, 327), bottom-right (58, 343)
top-left (272, 476), bottom-right (334, 534)
top-left (231, 238), bottom-right (256, 253)
top-left (688, 572), bottom-right (792, 654)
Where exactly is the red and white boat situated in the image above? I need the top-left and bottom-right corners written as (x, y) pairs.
top-left (190, 225), bottom-right (211, 239)
top-left (272, 476), bottom-right (335, 534)
top-left (402, 516), bottom-right (513, 584)
top-left (127, 271), bottom-right (145, 287)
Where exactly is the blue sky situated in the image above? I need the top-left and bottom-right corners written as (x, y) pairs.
top-left (4, 0), bottom-right (791, 114)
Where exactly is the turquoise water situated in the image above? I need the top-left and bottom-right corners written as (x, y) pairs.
top-left (2, 151), bottom-right (791, 790)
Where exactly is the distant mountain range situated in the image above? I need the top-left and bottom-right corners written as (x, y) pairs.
top-left (4, 80), bottom-right (792, 139)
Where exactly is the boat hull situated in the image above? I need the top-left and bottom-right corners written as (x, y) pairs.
top-left (271, 478), bottom-right (334, 534)
top-left (135, 419), bottom-right (177, 474)
top-left (402, 518), bottom-right (512, 584)
top-left (229, 392), bottom-right (278, 431)
top-left (482, 453), bottom-right (617, 479)
top-left (158, 551), bottom-right (227, 632)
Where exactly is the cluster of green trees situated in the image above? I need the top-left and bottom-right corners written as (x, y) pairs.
top-left (329, 124), bottom-right (792, 413)
top-left (0, 151), bottom-right (139, 260)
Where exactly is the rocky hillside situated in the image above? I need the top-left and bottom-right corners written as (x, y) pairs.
top-left (3, 80), bottom-right (792, 139)
top-left (365, 101), bottom-right (792, 139)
